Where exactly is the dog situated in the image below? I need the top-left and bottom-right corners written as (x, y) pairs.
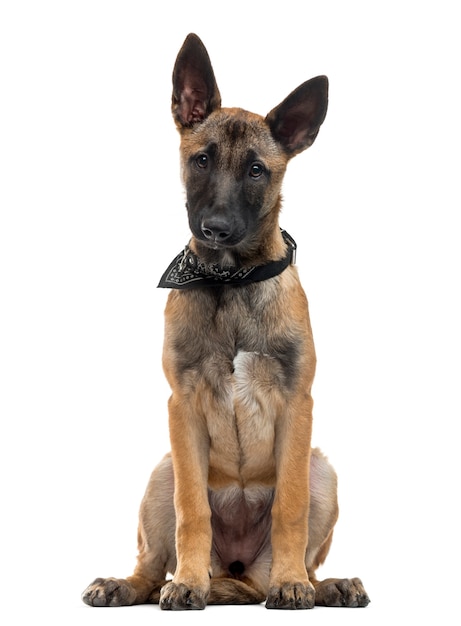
top-left (82, 33), bottom-right (370, 611)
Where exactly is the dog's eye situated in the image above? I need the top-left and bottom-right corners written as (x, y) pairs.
top-left (249, 162), bottom-right (264, 178)
top-left (196, 154), bottom-right (208, 168)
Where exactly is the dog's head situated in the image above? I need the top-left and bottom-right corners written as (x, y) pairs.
top-left (171, 33), bottom-right (328, 266)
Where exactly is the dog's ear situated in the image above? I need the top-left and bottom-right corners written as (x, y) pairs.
top-left (266, 76), bottom-right (328, 156)
top-left (172, 33), bottom-right (221, 130)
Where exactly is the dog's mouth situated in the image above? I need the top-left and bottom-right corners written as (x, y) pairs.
top-left (199, 235), bottom-right (243, 252)
top-left (193, 236), bottom-right (243, 268)
top-left (202, 239), bottom-right (225, 251)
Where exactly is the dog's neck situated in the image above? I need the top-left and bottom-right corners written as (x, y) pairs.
top-left (157, 230), bottom-right (297, 290)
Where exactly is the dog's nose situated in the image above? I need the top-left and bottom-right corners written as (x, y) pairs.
top-left (201, 217), bottom-right (232, 243)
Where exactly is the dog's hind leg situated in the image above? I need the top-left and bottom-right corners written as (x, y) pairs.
top-left (305, 448), bottom-right (370, 608)
top-left (82, 453), bottom-right (177, 606)
top-left (81, 576), bottom-right (166, 606)
top-left (312, 575), bottom-right (370, 607)
top-left (309, 532), bottom-right (370, 608)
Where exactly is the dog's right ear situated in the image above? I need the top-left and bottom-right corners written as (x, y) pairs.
top-left (172, 33), bottom-right (221, 130)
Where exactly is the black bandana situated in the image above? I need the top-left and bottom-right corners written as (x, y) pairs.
top-left (157, 230), bottom-right (297, 289)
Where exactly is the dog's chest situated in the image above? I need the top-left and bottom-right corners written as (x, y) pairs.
top-left (166, 286), bottom-right (302, 483)
top-left (206, 296), bottom-right (292, 482)
top-left (168, 285), bottom-right (299, 386)
top-left (231, 349), bottom-right (284, 427)
top-left (205, 348), bottom-right (284, 485)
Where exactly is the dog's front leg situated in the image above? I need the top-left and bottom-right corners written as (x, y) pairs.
top-left (266, 393), bottom-right (315, 609)
top-left (159, 395), bottom-right (212, 610)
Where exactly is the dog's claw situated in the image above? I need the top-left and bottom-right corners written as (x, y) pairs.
top-left (81, 577), bottom-right (136, 607)
top-left (314, 577), bottom-right (370, 607)
top-left (159, 582), bottom-right (207, 610)
top-left (266, 582), bottom-right (315, 610)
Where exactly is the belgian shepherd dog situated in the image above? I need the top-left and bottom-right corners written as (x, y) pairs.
top-left (82, 33), bottom-right (370, 611)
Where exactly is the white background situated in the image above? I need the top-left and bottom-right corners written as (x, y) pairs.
top-left (1, 1), bottom-right (460, 624)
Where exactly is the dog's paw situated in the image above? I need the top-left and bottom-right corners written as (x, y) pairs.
top-left (159, 581), bottom-right (208, 610)
top-left (81, 577), bottom-right (137, 607)
top-left (266, 582), bottom-right (315, 609)
top-left (314, 577), bottom-right (370, 607)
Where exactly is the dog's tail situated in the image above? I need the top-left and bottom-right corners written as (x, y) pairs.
top-left (208, 578), bottom-right (266, 605)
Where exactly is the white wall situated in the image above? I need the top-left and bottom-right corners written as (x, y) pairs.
top-left (1, 2), bottom-right (459, 623)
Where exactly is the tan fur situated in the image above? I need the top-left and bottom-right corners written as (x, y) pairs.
top-left (82, 33), bottom-right (369, 611)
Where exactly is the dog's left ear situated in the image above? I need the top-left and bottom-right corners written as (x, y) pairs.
top-left (172, 33), bottom-right (222, 130)
top-left (266, 76), bottom-right (328, 156)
